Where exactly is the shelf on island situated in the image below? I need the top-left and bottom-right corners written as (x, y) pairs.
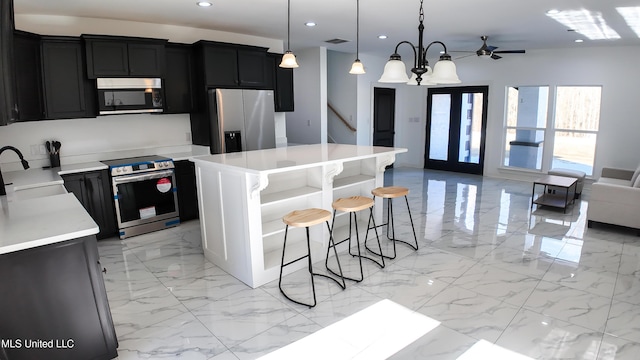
top-left (261, 186), bottom-right (322, 206)
top-left (262, 219), bottom-right (286, 237)
top-left (333, 174), bottom-right (375, 190)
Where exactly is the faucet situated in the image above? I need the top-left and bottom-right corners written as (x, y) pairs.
top-left (0, 146), bottom-right (30, 196)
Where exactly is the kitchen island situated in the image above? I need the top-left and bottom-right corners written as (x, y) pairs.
top-left (191, 144), bottom-right (407, 288)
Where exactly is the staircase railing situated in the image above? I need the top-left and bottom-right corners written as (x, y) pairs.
top-left (328, 103), bottom-right (356, 132)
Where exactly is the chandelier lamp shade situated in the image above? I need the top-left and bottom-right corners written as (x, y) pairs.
top-left (279, 0), bottom-right (299, 68)
top-left (349, 0), bottom-right (365, 74)
top-left (378, 0), bottom-right (460, 85)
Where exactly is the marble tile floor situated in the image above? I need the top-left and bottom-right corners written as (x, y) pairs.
top-left (97, 168), bottom-right (640, 360)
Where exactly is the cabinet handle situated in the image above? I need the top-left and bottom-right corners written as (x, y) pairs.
top-left (102, 267), bottom-right (107, 274)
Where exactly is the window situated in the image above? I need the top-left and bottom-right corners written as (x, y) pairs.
top-left (502, 85), bottom-right (601, 176)
top-left (503, 86), bottom-right (549, 170)
top-left (551, 86), bottom-right (601, 176)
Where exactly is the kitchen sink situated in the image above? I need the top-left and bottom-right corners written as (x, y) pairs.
top-left (9, 184), bottom-right (68, 202)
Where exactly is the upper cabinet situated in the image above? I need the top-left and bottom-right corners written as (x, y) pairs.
top-left (41, 37), bottom-right (96, 119)
top-left (195, 41), bottom-right (269, 88)
top-left (13, 31), bottom-right (44, 121)
top-left (164, 43), bottom-right (194, 114)
top-left (13, 32), bottom-right (96, 121)
top-left (270, 53), bottom-right (295, 112)
top-left (83, 35), bottom-right (167, 78)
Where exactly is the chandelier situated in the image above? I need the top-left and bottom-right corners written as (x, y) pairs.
top-left (378, 0), bottom-right (461, 85)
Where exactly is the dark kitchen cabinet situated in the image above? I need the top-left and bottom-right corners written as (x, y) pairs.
top-left (164, 43), bottom-right (194, 114)
top-left (13, 30), bottom-right (44, 121)
top-left (41, 37), bottom-right (96, 119)
top-left (83, 35), bottom-right (167, 78)
top-left (0, 235), bottom-right (118, 360)
top-left (175, 160), bottom-right (199, 221)
top-left (196, 41), bottom-right (269, 88)
top-left (62, 170), bottom-right (117, 240)
top-left (237, 48), bottom-right (268, 87)
top-left (269, 53), bottom-right (295, 112)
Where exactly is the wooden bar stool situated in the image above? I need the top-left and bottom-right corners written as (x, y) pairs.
top-left (279, 208), bottom-right (346, 308)
top-left (368, 186), bottom-right (418, 259)
top-left (325, 196), bottom-right (385, 283)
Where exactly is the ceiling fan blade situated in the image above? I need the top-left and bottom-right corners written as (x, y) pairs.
top-left (493, 50), bottom-right (526, 54)
top-left (454, 53), bottom-right (477, 60)
top-left (491, 54), bottom-right (503, 60)
top-left (486, 45), bottom-right (498, 52)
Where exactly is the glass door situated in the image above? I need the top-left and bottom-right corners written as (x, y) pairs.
top-left (425, 86), bottom-right (488, 175)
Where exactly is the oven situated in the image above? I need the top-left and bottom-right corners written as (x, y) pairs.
top-left (102, 156), bottom-right (180, 239)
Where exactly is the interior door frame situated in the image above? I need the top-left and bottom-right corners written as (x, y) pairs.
top-left (424, 86), bottom-right (489, 175)
top-left (372, 87), bottom-right (396, 147)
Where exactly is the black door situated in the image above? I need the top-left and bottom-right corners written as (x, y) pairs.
top-left (425, 86), bottom-right (488, 175)
top-left (373, 87), bottom-right (396, 147)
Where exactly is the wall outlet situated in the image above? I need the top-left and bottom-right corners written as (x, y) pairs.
top-left (39, 144), bottom-right (47, 155)
top-left (186, 132), bottom-right (191, 141)
top-left (30, 144), bottom-right (39, 156)
top-left (307, 120), bottom-right (311, 126)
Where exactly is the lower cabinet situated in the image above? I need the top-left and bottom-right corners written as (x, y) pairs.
top-left (175, 160), bottom-right (199, 221)
top-left (0, 235), bottom-right (118, 360)
top-left (62, 170), bottom-right (118, 239)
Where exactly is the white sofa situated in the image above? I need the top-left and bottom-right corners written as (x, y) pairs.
top-left (587, 166), bottom-right (640, 232)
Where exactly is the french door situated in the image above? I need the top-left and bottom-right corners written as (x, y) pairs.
top-left (425, 86), bottom-right (488, 175)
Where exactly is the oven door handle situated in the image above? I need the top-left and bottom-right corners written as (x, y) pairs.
top-left (112, 170), bottom-right (175, 183)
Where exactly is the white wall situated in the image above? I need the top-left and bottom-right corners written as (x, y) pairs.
top-left (454, 45), bottom-right (640, 179)
top-left (327, 51), bottom-right (357, 144)
top-left (286, 47), bottom-right (327, 145)
top-left (357, 54), bottom-right (388, 146)
top-left (363, 45), bottom-right (640, 179)
top-left (0, 114), bottom-right (191, 170)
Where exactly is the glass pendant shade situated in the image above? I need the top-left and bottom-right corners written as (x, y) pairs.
top-left (349, 59), bottom-right (366, 74)
top-left (378, 59), bottom-right (409, 83)
top-left (279, 51), bottom-right (299, 68)
top-left (429, 59), bottom-right (461, 84)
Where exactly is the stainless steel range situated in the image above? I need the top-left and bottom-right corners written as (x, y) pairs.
top-left (102, 155), bottom-right (180, 239)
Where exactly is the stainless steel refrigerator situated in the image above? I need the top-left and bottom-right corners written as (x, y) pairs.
top-left (208, 89), bottom-right (276, 153)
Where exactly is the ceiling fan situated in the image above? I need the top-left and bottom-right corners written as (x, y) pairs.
top-left (455, 35), bottom-right (526, 60)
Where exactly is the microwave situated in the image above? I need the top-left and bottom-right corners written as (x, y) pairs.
top-left (97, 78), bottom-right (164, 115)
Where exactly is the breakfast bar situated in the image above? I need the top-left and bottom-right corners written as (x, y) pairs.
top-left (191, 144), bottom-right (407, 288)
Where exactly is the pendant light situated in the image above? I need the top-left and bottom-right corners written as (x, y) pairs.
top-left (349, 0), bottom-right (365, 74)
top-left (279, 0), bottom-right (299, 68)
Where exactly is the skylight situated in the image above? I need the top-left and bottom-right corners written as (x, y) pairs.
top-left (617, 7), bottom-right (640, 38)
top-left (546, 9), bottom-right (620, 40)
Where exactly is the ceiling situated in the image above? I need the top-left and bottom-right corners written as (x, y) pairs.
top-left (13, 0), bottom-right (640, 60)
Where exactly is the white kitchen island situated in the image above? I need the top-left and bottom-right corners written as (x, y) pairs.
top-left (191, 144), bottom-right (407, 288)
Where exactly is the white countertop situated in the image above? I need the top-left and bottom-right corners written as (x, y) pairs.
top-left (0, 193), bottom-right (99, 255)
top-left (191, 144), bottom-right (408, 174)
top-left (0, 145), bottom-right (209, 255)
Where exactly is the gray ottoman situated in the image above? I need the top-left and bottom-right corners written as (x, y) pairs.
top-left (548, 168), bottom-right (586, 199)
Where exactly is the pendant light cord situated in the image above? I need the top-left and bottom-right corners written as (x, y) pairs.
top-left (287, 0), bottom-right (291, 51)
top-left (356, 0), bottom-right (360, 59)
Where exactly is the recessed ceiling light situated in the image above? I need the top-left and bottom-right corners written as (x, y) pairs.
top-left (547, 9), bottom-right (560, 15)
top-left (305, 22), bottom-right (316, 27)
top-left (197, 1), bottom-right (212, 7)
top-left (575, 39), bottom-right (584, 43)
top-left (378, 35), bottom-right (388, 39)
